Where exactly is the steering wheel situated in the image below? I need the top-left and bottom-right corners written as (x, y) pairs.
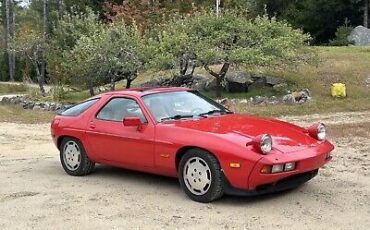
top-left (191, 108), bottom-right (203, 115)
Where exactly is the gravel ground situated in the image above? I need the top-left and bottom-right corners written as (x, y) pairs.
top-left (1, 112), bottom-right (370, 230)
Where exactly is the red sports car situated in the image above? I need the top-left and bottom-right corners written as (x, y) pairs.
top-left (51, 87), bottom-right (334, 203)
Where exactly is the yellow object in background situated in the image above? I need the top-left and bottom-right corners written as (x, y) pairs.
top-left (331, 83), bottom-right (346, 97)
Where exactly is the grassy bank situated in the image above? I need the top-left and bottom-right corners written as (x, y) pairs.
top-left (0, 83), bottom-right (28, 95)
top-left (0, 104), bottom-right (55, 124)
top-left (0, 46), bottom-right (369, 122)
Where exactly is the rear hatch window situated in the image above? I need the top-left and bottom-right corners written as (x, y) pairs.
top-left (59, 98), bottom-right (99, 116)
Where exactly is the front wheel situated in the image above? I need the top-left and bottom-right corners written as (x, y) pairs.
top-left (178, 148), bottom-right (224, 203)
top-left (60, 137), bottom-right (95, 176)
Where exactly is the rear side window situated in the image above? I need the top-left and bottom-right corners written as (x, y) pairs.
top-left (60, 99), bottom-right (99, 116)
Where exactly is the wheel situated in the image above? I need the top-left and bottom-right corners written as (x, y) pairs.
top-left (60, 137), bottom-right (95, 176)
top-left (178, 148), bottom-right (224, 203)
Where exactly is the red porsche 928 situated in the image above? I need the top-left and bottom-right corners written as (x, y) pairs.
top-left (51, 87), bottom-right (334, 203)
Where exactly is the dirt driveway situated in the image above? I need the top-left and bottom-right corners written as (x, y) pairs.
top-left (1, 111), bottom-right (370, 230)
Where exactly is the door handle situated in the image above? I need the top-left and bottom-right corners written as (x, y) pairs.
top-left (89, 122), bottom-right (96, 129)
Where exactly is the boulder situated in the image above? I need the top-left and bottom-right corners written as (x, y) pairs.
top-left (190, 74), bottom-right (208, 91)
top-left (283, 94), bottom-right (295, 104)
top-left (225, 72), bottom-right (253, 93)
top-left (204, 79), bottom-right (217, 92)
top-left (348, 26), bottom-right (370, 46)
top-left (267, 96), bottom-right (280, 105)
top-left (247, 77), bottom-right (266, 91)
top-left (265, 75), bottom-right (286, 86)
top-left (251, 96), bottom-right (268, 105)
top-left (273, 83), bottom-right (288, 91)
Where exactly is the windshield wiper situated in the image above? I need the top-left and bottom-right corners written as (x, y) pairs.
top-left (198, 109), bottom-right (233, 117)
top-left (161, 114), bottom-right (194, 122)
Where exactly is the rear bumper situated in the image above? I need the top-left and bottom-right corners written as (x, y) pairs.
top-left (223, 169), bottom-right (318, 196)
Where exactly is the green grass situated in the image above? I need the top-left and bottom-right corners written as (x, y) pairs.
top-left (39, 46), bottom-right (370, 117)
top-left (0, 104), bottom-right (55, 124)
top-left (0, 83), bottom-right (28, 95)
top-left (2, 46), bottom-right (370, 121)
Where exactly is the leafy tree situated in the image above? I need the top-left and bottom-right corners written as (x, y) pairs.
top-left (151, 11), bottom-right (313, 97)
top-left (50, 10), bottom-right (149, 96)
top-left (47, 8), bottom-right (104, 88)
top-left (9, 26), bottom-right (45, 91)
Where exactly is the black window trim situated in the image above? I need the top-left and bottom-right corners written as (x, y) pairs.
top-left (58, 97), bottom-right (101, 116)
top-left (94, 96), bottom-right (148, 124)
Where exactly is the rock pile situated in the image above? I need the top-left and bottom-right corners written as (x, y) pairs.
top-left (140, 72), bottom-right (287, 93)
top-left (216, 89), bottom-right (311, 109)
top-left (0, 95), bottom-right (72, 112)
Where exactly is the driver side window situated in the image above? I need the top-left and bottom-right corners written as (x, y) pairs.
top-left (96, 97), bottom-right (147, 123)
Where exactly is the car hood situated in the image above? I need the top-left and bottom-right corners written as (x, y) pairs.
top-left (165, 114), bottom-right (317, 153)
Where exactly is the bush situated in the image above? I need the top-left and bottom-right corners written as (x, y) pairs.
top-left (329, 24), bottom-right (353, 46)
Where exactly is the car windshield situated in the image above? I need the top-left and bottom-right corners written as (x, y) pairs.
top-left (142, 90), bottom-right (230, 122)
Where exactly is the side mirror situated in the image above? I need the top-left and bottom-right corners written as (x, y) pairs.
top-left (123, 117), bottom-right (142, 127)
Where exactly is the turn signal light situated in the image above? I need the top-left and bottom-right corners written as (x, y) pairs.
top-left (260, 162), bottom-right (296, 174)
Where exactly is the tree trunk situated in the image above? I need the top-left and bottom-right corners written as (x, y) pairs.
top-left (57, 0), bottom-right (64, 20)
top-left (204, 62), bottom-right (230, 98)
top-left (10, 0), bottom-right (15, 81)
top-left (89, 85), bottom-right (95, 96)
top-left (5, 0), bottom-right (14, 82)
top-left (110, 75), bottom-right (116, 91)
top-left (88, 79), bottom-right (94, 96)
top-left (126, 78), bottom-right (133, 88)
top-left (35, 64), bottom-right (46, 95)
top-left (40, 0), bottom-right (47, 96)
top-left (215, 77), bottom-right (222, 98)
top-left (365, 0), bottom-right (369, 28)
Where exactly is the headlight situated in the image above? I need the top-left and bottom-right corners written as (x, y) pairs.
top-left (260, 134), bottom-right (272, 154)
top-left (308, 123), bottom-right (326, 141)
top-left (317, 123), bottom-right (326, 140)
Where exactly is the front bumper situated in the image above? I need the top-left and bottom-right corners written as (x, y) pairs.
top-left (223, 169), bottom-right (318, 196)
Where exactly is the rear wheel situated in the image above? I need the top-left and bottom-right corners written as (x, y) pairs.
top-left (178, 148), bottom-right (224, 203)
top-left (60, 137), bottom-right (95, 176)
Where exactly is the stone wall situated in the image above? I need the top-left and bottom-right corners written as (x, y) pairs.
top-left (0, 96), bottom-right (73, 112)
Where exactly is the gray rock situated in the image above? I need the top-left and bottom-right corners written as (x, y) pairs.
top-left (273, 83), bottom-right (288, 91)
top-left (265, 75), bottom-right (286, 86)
top-left (301, 88), bottom-right (311, 97)
top-left (190, 74), bottom-right (208, 91)
top-left (348, 26), bottom-right (370, 46)
top-left (268, 96), bottom-right (280, 105)
top-left (204, 79), bottom-right (217, 91)
top-left (225, 72), bottom-right (253, 93)
top-left (252, 96), bottom-right (268, 105)
top-left (366, 75), bottom-right (370, 88)
top-left (1, 97), bottom-right (10, 103)
top-left (33, 105), bottom-right (41, 110)
top-left (283, 94), bottom-right (295, 104)
top-left (247, 77), bottom-right (266, 91)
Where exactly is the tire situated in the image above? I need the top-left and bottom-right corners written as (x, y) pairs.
top-left (178, 148), bottom-right (224, 203)
top-left (60, 137), bottom-right (95, 176)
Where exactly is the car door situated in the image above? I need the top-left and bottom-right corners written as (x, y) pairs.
top-left (85, 96), bottom-right (155, 167)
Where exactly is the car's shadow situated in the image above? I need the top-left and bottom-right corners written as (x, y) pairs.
top-left (90, 164), bottom-right (301, 205)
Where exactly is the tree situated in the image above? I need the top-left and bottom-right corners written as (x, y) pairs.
top-left (10, 27), bottom-right (45, 91)
top-left (151, 11), bottom-right (313, 97)
top-left (49, 9), bottom-right (149, 95)
top-left (3, 0), bottom-right (15, 81)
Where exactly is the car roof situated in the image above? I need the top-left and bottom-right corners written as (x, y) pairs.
top-left (99, 87), bottom-right (190, 97)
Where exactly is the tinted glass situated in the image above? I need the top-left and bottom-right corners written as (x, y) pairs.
top-left (142, 91), bottom-right (226, 122)
top-left (96, 97), bottom-right (146, 122)
top-left (60, 99), bottom-right (99, 116)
